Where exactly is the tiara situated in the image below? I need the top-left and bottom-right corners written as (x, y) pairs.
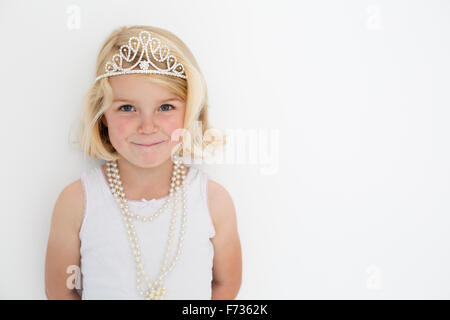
top-left (94, 30), bottom-right (186, 82)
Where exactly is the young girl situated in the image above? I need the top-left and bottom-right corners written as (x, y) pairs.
top-left (45, 25), bottom-right (242, 300)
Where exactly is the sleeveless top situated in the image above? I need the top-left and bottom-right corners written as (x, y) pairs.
top-left (78, 163), bottom-right (216, 300)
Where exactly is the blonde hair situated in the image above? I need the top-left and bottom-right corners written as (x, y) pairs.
top-left (75, 25), bottom-right (225, 162)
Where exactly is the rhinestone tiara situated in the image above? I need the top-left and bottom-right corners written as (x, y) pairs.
top-left (94, 30), bottom-right (187, 82)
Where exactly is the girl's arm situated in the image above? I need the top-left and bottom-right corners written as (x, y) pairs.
top-left (45, 180), bottom-right (84, 300)
top-left (208, 180), bottom-right (242, 300)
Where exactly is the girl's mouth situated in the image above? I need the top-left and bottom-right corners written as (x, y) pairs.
top-left (132, 141), bottom-right (165, 148)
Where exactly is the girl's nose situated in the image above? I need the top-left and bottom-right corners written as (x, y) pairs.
top-left (138, 117), bottom-right (158, 134)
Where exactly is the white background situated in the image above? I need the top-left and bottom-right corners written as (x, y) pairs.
top-left (0, 0), bottom-right (449, 299)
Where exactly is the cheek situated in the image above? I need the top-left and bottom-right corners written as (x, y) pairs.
top-left (162, 116), bottom-right (185, 138)
top-left (108, 118), bottom-right (134, 140)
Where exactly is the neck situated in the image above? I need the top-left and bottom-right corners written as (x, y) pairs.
top-left (103, 156), bottom-right (186, 201)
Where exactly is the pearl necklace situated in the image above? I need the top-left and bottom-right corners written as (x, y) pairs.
top-left (105, 158), bottom-right (187, 300)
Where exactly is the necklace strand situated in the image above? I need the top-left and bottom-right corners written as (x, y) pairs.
top-left (106, 158), bottom-right (187, 300)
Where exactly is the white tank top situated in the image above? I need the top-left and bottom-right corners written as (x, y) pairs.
top-left (78, 163), bottom-right (216, 300)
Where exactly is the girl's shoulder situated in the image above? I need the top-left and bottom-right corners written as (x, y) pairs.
top-left (205, 178), bottom-right (242, 286)
top-left (53, 178), bottom-right (85, 235)
top-left (206, 179), bottom-right (237, 234)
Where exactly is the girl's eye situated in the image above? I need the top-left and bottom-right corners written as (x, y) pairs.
top-left (159, 104), bottom-right (175, 112)
top-left (119, 104), bottom-right (135, 112)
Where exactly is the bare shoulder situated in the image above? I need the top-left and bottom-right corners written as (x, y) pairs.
top-left (207, 179), bottom-right (237, 229)
top-left (206, 179), bottom-right (242, 288)
top-left (53, 178), bottom-right (85, 233)
top-left (207, 179), bottom-right (234, 204)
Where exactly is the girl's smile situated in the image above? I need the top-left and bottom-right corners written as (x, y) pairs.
top-left (131, 140), bottom-right (167, 148)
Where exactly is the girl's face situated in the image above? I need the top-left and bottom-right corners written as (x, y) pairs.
top-left (102, 74), bottom-right (186, 167)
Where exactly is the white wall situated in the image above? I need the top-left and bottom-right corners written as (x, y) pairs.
top-left (0, 0), bottom-right (449, 299)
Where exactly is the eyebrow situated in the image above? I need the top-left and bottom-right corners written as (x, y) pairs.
top-left (112, 97), bottom-right (183, 103)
